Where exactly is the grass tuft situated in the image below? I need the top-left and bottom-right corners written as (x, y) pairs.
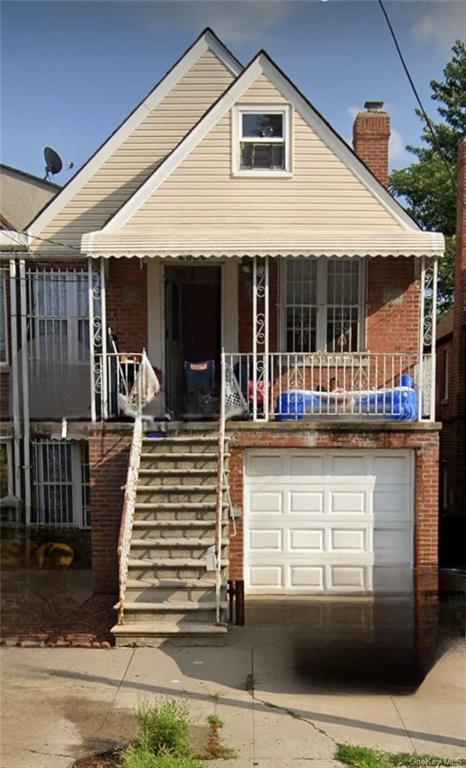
top-left (122, 746), bottom-right (205, 768)
top-left (337, 744), bottom-right (466, 768)
top-left (135, 699), bottom-right (190, 757)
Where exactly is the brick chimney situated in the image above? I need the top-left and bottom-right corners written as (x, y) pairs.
top-left (353, 101), bottom-right (391, 187)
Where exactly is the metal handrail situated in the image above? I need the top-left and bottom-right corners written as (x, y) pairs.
top-left (117, 414), bottom-right (143, 624)
top-left (215, 352), bottom-right (226, 624)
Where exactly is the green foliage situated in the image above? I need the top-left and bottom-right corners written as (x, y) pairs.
top-left (389, 39), bottom-right (466, 315)
top-left (135, 699), bottom-right (190, 757)
top-left (336, 743), bottom-right (466, 767)
top-left (206, 714), bottom-right (223, 727)
top-left (122, 746), bottom-right (205, 768)
top-left (337, 744), bottom-right (392, 767)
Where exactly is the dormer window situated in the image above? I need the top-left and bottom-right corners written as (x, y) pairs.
top-left (233, 105), bottom-right (291, 175)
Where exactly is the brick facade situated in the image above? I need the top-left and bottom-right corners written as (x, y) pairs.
top-left (88, 428), bottom-right (131, 594)
top-left (227, 425), bottom-right (439, 580)
top-left (352, 108), bottom-right (391, 188)
top-left (106, 258), bottom-right (148, 352)
top-left (237, 256), bottom-right (420, 357)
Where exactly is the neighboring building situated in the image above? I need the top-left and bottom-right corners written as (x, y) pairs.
top-left (436, 139), bottom-right (466, 567)
top-left (0, 165), bottom-right (60, 488)
top-left (0, 164), bottom-right (60, 231)
top-left (0, 30), bottom-right (444, 645)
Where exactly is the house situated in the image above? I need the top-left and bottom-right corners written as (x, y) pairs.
top-left (436, 139), bottom-right (466, 568)
top-left (0, 165), bottom-right (60, 490)
top-left (0, 29), bottom-right (444, 645)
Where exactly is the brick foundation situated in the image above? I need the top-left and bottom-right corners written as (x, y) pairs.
top-left (88, 428), bottom-right (132, 594)
top-left (227, 425), bottom-right (439, 580)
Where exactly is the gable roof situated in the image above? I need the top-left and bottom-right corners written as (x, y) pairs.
top-left (27, 29), bottom-right (242, 239)
top-left (101, 50), bottom-right (421, 234)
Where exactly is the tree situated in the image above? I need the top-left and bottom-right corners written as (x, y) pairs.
top-left (389, 40), bottom-right (466, 316)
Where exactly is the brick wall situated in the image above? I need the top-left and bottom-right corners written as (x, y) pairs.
top-left (0, 372), bottom-right (10, 420)
top-left (88, 428), bottom-right (131, 594)
top-left (366, 257), bottom-right (419, 354)
top-left (106, 258), bottom-right (148, 352)
top-left (227, 427), bottom-right (439, 580)
top-left (352, 109), bottom-right (390, 187)
top-left (238, 257), bottom-right (420, 356)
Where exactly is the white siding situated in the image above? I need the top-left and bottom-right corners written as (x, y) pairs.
top-left (123, 74), bottom-right (402, 230)
top-left (33, 51), bottom-right (235, 254)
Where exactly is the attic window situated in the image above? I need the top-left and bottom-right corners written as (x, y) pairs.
top-left (234, 106), bottom-right (291, 175)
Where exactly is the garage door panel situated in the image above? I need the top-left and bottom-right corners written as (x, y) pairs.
top-left (330, 528), bottom-right (367, 551)
top-left (289, 492), bottom-right (324, 513)
top-left (373, 455), bottom-right (410, 483)
top-left (249, 566), bottom-right (282, 587)
top-left (330, 455), bottom-right (368, 477)
top-left (247, 455), bottom-right (283, 476)
top-left (374, 527), bottom-right (411, 564)
top-left (289, 528), bottom-right (324, 551)
top-left (250, 491), bottom-right (283, 514)
top-left (329, 491), bottom-right (366, 515)
top-left (374, 490), bottom-right (410, 518)
top-left (249, 529), bottom-right (282, 551)
top-left (289, 566), bottom-right (324, 589)
top-left (330, 565), bottom-right (367, 590)
top-left (289, 455), bottom-right (324, 476)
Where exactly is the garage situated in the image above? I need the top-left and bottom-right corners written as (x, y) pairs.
top-left (244, 450), bottom-right (413, 594)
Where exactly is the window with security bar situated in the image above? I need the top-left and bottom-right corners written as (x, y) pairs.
top-left (31, 440), bottom-right (90, 528)
top-left (283, 258), bottom-right (364, 353)
top-left (28, 269), bottom-right (90, 363)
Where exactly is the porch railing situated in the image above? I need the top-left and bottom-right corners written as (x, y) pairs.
top-left (223, 351), bottom-right (430, 422)
top-left (94, 352), bottom-right (143, 420)
top-left (117, 414), bottom-right (143, 624)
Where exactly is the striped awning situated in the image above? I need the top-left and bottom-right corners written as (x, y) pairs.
top-left (81, 227), bottom-right (444, 260)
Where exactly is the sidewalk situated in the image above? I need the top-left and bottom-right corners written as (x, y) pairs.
top-left (0, 623), bottom-right (465, 768)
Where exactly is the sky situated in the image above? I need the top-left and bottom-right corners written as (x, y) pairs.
top-left (1, 0), bottom-right (464, 184)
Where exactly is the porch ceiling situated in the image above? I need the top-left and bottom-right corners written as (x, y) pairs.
top-left (81, 227), bottom-right (444, 260)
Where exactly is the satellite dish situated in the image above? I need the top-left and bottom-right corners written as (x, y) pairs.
top-left (44, 146), bottom-right (63, 180)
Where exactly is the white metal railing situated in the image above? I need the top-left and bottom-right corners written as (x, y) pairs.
top-left (223, 351), bottom-right (428, 422)
top-left (94, 352), bottom-right (143, 420)
top-left (117, 415), bottom-right (143, 624)
top-left (215, 353), bottom-right (226, 624)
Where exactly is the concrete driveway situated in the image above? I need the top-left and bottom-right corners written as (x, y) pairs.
top-left (1, 599), bottom-right (465, 768)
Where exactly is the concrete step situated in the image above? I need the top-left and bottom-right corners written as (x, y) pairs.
top-left (136, 489), bottom-right (219, 505)
top-left (138, 469), bottom-right (224, 487)
top-left (112, 621), bottom-right (228, 647)
top-left (127, 557), bottom-right (228, 580)
top-left (132, 520), bottom-right (222, 541)
top-left (117, 601), bottom-right (227, 624)
top-left (142, 436), bottom-right (221, 456)
top-left (130, 538), bottom-right (227, 561)
top-left (134, 502), bottom-right (227, 522)
top-left (125, 577), bottom-right (219, 602)
top-left (140, 452), bottom-right (230, 471)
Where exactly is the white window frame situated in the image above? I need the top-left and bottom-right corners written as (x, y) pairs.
top-left (28, 269), bottom-right (90, 365)
top-left (0, 275), bottom-right (8, 366)
top-left (31, 440), bottom-right (90, 528)
top-left (441, 347), bottom-right (449, 404)
top-left (232, 104), bottom-right (292, 177)
top-left (280, 257), bottom-right (366, 353)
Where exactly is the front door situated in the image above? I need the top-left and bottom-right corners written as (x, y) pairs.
top-left (165, 266), bottom-right (221, 417)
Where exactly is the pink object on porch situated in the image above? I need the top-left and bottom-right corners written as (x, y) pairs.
top-left (248, 380), bottom-right (270, 406)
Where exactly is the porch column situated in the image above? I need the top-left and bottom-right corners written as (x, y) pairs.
top-left (88, 258), bottom-right (107, 421)
top-left (252, 255), bottom-right (269, 421)
top-left (418, 256), bottom-right (438, 421)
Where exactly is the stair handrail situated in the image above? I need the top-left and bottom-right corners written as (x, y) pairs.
top-left (215, 351), bottom-right (226, 624)
top-left (117, 414), bottom-right (143, 624)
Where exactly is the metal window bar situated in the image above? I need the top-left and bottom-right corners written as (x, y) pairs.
top-left (31, 440), bottom-right (89, 528)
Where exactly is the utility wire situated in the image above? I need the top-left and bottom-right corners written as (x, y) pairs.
top-left (378, 0), bottom-right (457, 189)
top-left (0, 227), bottom-right (82, 253)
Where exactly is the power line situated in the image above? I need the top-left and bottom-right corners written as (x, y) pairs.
top-left (378, 0), bottom-right (457, 190)
top-left (0, 227), bottom-right (82, 254)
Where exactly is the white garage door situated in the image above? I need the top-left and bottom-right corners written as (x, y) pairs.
top-left (245, 450), bottom-right (413, 594)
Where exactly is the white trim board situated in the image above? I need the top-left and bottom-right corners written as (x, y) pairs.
top-left (102, 51), bottom-right (422, 234)
top-left (27, 29), bottom-right (243, 240)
